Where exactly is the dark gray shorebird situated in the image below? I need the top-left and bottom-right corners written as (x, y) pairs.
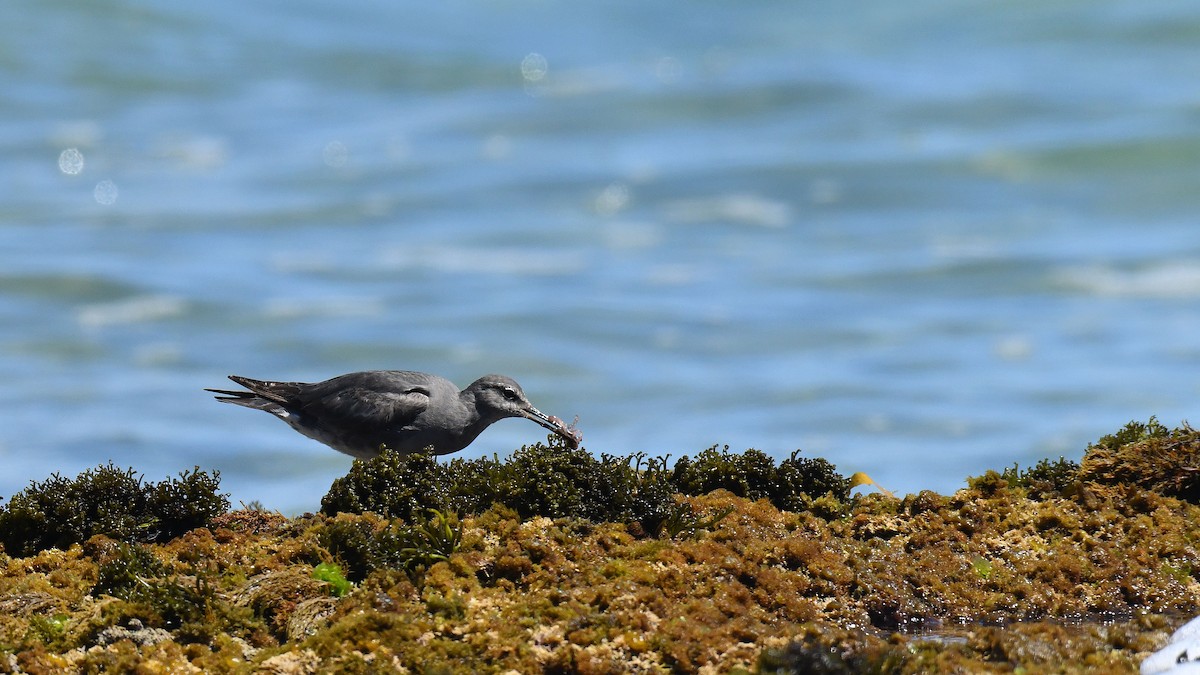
top-left (206, 371), bottom-right (581, 459)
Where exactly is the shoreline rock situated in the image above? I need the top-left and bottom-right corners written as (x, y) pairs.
top-left (0, 419), bottom-right (1197, 673)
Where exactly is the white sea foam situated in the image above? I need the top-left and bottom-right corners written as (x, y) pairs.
top-left (263, 297), bottom-right (385, 319)
top-left (377, 246), bottom-right (586, 276)
top-left (1055, 262), bottom-right (1200, 298)
top-left (77, 295), bottom-right (187, 329)
top-left (662, 193), bottom-right (791, 228)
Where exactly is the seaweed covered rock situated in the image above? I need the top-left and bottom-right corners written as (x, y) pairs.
top-left (319, 441), bottom-right (852, 535)
top-left (672, 445), bottom-right (778, 500)
top-left (772, 449), bottom-right (853, 507)
top-left (313, 510), bottom-right (462, 582)
top-left (320, 452), bottom-right (449, 520)
top-left (3, 418), bottom-right (1200, 672)
top-left (452, 443), bottom-right (636, 521)
top-left (320, 439), bottom-right (667, 527)
top-left (672, 446), bottom-right (851, 505)
top-left (1079, 417), bottom-right (1200, 501)
top-left (0, 464), bottom-right (228, 557)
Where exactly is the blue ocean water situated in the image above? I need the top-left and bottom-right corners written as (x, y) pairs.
top-left (3, 1), bottom-right (1200, 513)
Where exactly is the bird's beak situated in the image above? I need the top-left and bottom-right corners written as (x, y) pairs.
top-left (521, 405), bottom-right (582, 448)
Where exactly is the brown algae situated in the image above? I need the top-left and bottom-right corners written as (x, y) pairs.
top-left (0, 420), bottom-right (1196, 673)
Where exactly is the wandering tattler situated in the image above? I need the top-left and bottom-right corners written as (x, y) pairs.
top-left (206, 371), bottom-right (581, 459)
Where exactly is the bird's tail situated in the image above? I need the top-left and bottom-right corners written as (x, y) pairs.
top-left (205, 388), bottom-right (276, 412)
top-left (206, 375), bottom-right (296, 412)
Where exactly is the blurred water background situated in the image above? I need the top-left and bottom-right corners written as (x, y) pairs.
top-left (2, 0), bottom-right (1199, 513)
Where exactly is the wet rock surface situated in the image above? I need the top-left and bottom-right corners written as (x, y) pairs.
top-left (0, 420), bottom-right (1197, 673)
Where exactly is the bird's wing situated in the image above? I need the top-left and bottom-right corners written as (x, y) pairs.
top-left (304, 386), bottom-right (431, 429)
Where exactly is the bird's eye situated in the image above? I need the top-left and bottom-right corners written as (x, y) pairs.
top-left (502, 387), bottom-right (520, 401)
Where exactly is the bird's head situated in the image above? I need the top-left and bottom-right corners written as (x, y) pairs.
top-left (468, 375), bottom-right (580, 448)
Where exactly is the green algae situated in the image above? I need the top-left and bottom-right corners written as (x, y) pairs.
top-left (320, 438), bottom-right (849, 539)
top-left (311, 563), bottom-right (351, 597)
top-left (314, 509), bottom-right (463, 584)
top-left (1, 419), bottom-right (1199, 672)
top-left (0, 464), bottom-right (228, 557)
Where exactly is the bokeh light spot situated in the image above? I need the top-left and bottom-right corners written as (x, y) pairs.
top-left (93, 179), bottom-right (118, 205)
top-left (521, 52), bottom-right (548, 82)
top-left (655, 56), bottom-right (682, 84)
top-left (58, 148), bottom-right (84, 175)
top-left (594, 183), bottom-right (630, 215)
top-left (323, 141), bottom-right (348, 168)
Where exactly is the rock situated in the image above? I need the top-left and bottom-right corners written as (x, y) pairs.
top-left (286, 596), bottom-right (340, 641)
top-left (95, 618), bottom-right (173, 647)
top-left (1142, 615), bottom-right (1200, 675)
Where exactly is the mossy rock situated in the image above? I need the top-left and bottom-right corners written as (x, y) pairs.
top-left (319, 441), bottom-right (853, 536)
top-left (0, 464), bottom-right (228, 557)
top-left (1080, 417), bottom-right (1200, 501)
top-left (1, 413), bottom-right (1199, 674)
